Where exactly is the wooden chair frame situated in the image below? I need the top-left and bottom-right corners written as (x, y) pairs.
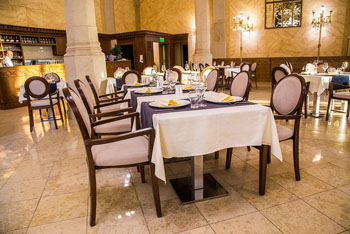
top-left (326, 82), bottom-right (350, 121)
top-left (85, 75), bottom-right (124, 103)
top-left (250, 62), bottom-right (258, 88)
top-left (24, 76), bottom-right (63, 132)
top-left (170, 67), bottom-right (182, 83)
top-left (63, 88), bottom-right (162, 226)
top-left (122, 70), bottom-right (141, 85)
top-left (43, 72), bottom-right (66, 114)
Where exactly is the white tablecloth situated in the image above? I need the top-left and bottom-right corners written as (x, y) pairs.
top-left (126, 88), bottom-right (282, 182)
top-left (224, 67), bottom-right (240, 78)
top-left (302, 75), bottom-right (331, 95)
top-left (18, 81), bottom-right (67, 103)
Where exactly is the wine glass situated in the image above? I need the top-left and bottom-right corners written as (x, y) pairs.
top-left (195, 83), bottom-right (207, 107)
top-left (185, 63), bottom-right (189, 71)
top-left (323, 63), bottom-right (328, 73)
top-left (161, 65), bottom-right (166, 73)
top-left (342, 61), bottom-right (348, 71)
top-left (152, 65), bottom-right (157, 73)
top-left (125, 67), bottom-right (129, 71)
top-left (193, 64), bottom-right (197, 72)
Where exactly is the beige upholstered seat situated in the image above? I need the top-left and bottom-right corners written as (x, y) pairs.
top-left (91, 136), bottom-right (148, 166)
top-left (333, 92), bottom-right (350, 99)
top-left (31, 99), bottom-right (58, 107)
top-left (93, 118), bottom-right (131, 134)
top-left (276, 125), bottom-right (294, 141)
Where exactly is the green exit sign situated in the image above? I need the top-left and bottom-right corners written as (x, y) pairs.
top-left (159, 38), bottom-right (165, 43)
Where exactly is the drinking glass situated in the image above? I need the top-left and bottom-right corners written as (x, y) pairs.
top-left (185, 63), bottom-right (189, 71)
top-left (195, 84), bottom-right (207, 107)
top-left (153, 65), bottom-right (157, 73)
top-left (323, 63), bottom-right (328, 73)
top-left (189, 91), bottom-right (199, 109)
top-left (125, 67), bottom-right (130, 71)
top-left (161, 65), bottom-right (166, 73)
top-left (193, 64), bottom-right (197, 71)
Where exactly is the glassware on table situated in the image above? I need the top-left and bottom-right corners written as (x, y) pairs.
top-left (162, 85), bottom-right (169, 94)
top-left (125, 67), bottom-right (130, 71)
top-left (161, 65), bottom-right (166, 73)
top-left (342, 61), bottom-right (348, 70)
top-left (323, 63), bottom-right (328, 73)
top-left (195, 83), bottom-right (207, 107)
top-left (152, 65), bottom-right (157, 73)
top-left (185, 63), bottom-right (189, 71)
top-left (193, 64), bottom-right (197, 72)
top-left (189, 91), bottom-right (199, 109)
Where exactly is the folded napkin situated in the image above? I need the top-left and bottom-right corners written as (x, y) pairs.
top-left (159, 99), bottom-right (180, 107)
top-left (213, 93), bottom-right (235, 102)
top-left (134, 83), bottom-right (142, 86)
top-left (144, 88), bottom-right (152, 93)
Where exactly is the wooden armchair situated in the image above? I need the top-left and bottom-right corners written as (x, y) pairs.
top-left (43, 72), bottom-right (66, 114)
top-left (326, 81), bottom-right (350, 121)
top-left (63, 88), bottom-right (162, 226)
top-left (170, 67), bottom-right (182, 83)
top-left (122, 70), bottom-right (141, 85)
top-left (85, 75), bottom-right (124, 102)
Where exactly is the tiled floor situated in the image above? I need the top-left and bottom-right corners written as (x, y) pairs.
top-left (0, 83), bottom-right (349, 234)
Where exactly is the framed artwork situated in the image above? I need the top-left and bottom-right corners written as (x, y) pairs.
top-left (265, 0), bottom-right (302, 29)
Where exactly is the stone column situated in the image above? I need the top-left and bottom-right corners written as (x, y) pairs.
top-left (63, 0), bottom-right (107, 93)
top-left (192, 0), bottom-right (212, 65)
top-left (212, 0), bottom-right (226, 58)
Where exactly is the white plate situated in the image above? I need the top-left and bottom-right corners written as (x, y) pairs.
top-left (204, 95), bottom-right (243, 104)
top-left (126, 83), bottom-right (149, 87)
top-left (134, 88), bottom-right (162, 94)
top-left (149, 99), bottom-right (190, 109)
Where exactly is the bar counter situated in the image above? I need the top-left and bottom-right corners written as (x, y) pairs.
top-left (0, 64), bottom-right (66, 109)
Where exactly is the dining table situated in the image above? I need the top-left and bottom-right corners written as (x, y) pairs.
top-left (124, 86), bottom-right (282, 203)
top-left (301, 73), bottom-right (350, 117)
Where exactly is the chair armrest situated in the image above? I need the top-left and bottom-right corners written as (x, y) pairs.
top-left (94, 99), bottom-right (130, 108)
top-left (89, 107), bottom-right (133, 118)
top-left (330, 82), bottom-right (350, 89)
top-left (98, 93), bottom-right (116, 98)
top-left (85, 128), bottom-right (154, 146)
top-left (91, 112), bottom-right (139, 127)
top-left (274, 114), bottom-right (301, 120)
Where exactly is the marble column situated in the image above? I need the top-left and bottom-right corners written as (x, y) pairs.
top-left (63, 0), bottom-right (107, 94)
top-left (212, 0), bottom-right (226, 58)
top-left (192, 0), bottom-right (212, 65)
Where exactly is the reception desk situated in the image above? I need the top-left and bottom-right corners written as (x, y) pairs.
top-left (0, 64), bottom-right (66, 109)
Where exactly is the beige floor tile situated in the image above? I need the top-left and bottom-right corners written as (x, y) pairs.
top-left (142, 198), bottom-right (207, 234)
top-left (9, 159), bottom-right (53, 181)
top-left (270, 171), bottom-right (333, 197)
top-left (303, 163), bottom-right (350, 187)
top-left (261, 199), bottom-right (345, 234)
top-left (27, 217), bottom-right (86, 234)
top-left (329, 158), bottom-right (350, 171)
top-left (178, 225), bottom-right (215, 234)
top-left (96, 168), bottom-right (132, 187)
top-left (195, 190), bottom-right (256, 223)
top-left (30, 190), bottom-right (88, 226)
top-left (247, 156), bottom-right (294, 177)
top-left (211, 212), bottom-right (282, 234)
top-left (0, 178), bottom-right (46, 203)
top-left (303, 189), bottom-right (350, 229)
top-left (94, 185), bottom-right (140, 214)
top-left (233, 179), bottom-right (297, 210)
top-left (0, 199), bottom-right (38, 232)
top-left (87, 207), bottom-right (149, 234)
top-left (5, 228), bottom-right (27, 234)
top-left (337, 184), bottom-right (350, 195)
top-left (0, 169), bottom-right (15, 189)
top-left (42, 172), bottom-right (88, 197)
top-left (50, 157), bottom-right (87, 177)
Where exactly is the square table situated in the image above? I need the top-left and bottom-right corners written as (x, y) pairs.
top-left (126, 88), bottom-right (282, 202)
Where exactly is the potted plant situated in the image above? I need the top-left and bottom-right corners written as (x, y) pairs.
top-left (109, 44), bottom-right (122, 61)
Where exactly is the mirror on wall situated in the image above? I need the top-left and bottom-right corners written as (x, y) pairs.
top-left (265, 0), bottom-right (302, 29)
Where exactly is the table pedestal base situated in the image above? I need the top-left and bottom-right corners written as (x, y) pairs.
top-left (170, 174), bottom-right (228, 204)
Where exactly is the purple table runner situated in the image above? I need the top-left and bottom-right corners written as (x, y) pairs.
top-left (140, 100), bottom-right (256, 129)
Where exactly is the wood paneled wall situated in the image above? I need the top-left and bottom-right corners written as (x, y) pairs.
top-left (213, 56), bottom-right (350, 82)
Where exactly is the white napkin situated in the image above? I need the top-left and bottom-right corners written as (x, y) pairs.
top-left (212, 93), bottom-right (234, 102)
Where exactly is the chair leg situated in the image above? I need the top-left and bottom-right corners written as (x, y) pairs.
top-left (29, 109), bottom-right (34, 132)
top-left (88, 169), bottom-right (97, 226)
top-left (255, 78), bottom-right (257, 88)
top-left (347, 101), bottom-right (350, 118)
top-left (293, 139), bottom-right (301, 181)
top-left (225, 148), bottom-right (232, 169)
top-left (57, 100), bottom-right (64, 123)
top-left (214, 151), bottom-right (219, 159)
top-left (140, 165), bottom-right (146, 183)
top-left (259, 145), bottom-right (268, 196)
top-left (326, 99), bottom-right (332, 121)
top-left (267, 146), bottom-right (271, 164)
top-left (51, 106), bottom-right (58, 129)
top-left (247, 146), bottom-right (251, 151)
top-left (39, 109), bottom-right (43, 121)
top-left (304, 95), bottom-right (308, 119)
top-left (150, 163), bottom-right (162, 217)
top-left (137, 166), bottom-right (140, 172)
top-left (60, 97), bottom-right (67, 114)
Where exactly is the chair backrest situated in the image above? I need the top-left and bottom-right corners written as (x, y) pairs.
top-left (280, 64), bottom-right (291, 74)
top-left (173, 65), bottom-right (185, 72)
top-left (285, 61), bottom-right (293, 72)
top-left (240, 63), bottom-right (250, 71)
top-left (205, 63), bottom-right (209, 67)
top-left (271, 74), bottom-right (306, 116)
top-left (85, 75), bottom-right (100, 105)
top-left (122, 70), bottom-right (141, 84)
top-left (200, 66), bottom-right (214, 82)
top-left (142, 66), bottom-right (153, 75)
top-left (199, 63), bottom-right (205, 71)
top-left (63, 88), bottom-right (91, 138)
top-left (230, 71), bottom-right (251, 100)
top-left (24, 76), bottom-right (50, 99)
top-left (43, 73), bottom-right (60, 83)
top-left (206, 69), bottom-right (219, 91)
top-left (213, 61), bottom-right (217, 66)
top-left (230, 61), bottom-right (236, 68)
top-left (272, 66), bottom-right (289, 86)
top-left (74, 79), bottom-right (96, 115)
top-left (317, 63), bottom-right (325, 73)
top-left (170, 68), bottom-right (182, 83)
top-left (250, 62), bottom-right (257, 72)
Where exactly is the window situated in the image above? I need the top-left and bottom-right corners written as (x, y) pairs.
top-left (265, 0), bottom-right (302, 29)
